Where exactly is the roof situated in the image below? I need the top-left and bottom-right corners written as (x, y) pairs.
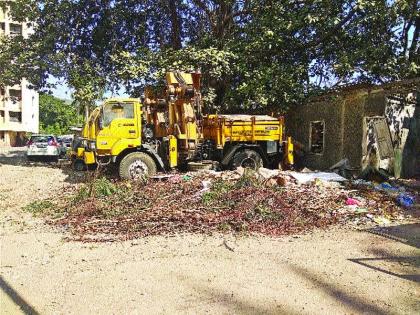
top-left (308, 78), bottom-right (420, 102)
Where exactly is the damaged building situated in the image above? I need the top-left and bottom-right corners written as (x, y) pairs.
top-left (287, 79), bottom-right (420, 179)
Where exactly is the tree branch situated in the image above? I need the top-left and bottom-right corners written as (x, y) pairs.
top-left (304, 6), bottom-right (359, 49)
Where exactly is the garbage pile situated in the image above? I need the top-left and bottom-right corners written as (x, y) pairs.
top-left (47, 168), bottom-right (417, 242)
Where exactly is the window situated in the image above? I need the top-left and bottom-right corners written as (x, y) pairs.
top-left (102, 102), bottom-right (134, 127)
top-left (9, 89), bottom-right (22, 103)
top-left (0, 87), bottom-right (5, 102)
top-left (0, 23), bottom-right (5, 35)
top-left (310, 121), bottom-right (325, 154)
top-left (0, 131), bottom-right (4, 141)
top-left (0, 110), bottom-right (4, 123)
top-left (9, 23), bottom-right (22, 36)
top-left (9, 111), bottom-right (22, 123)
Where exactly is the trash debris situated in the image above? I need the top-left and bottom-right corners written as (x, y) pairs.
top-left (396, 193), bottom-right (415, 208)
top-left (373, 216), bottom-right (391, 225)
top-left (346, 198), bottom-right (360, 206)
top-left (329, 158), bottom-right (357, 179)
top-left (257, 167), bottom-right (280, 180)
top-left (35, 168), bottom-right (412, 242)
top-left (358, 166), bottom-right (390, 183)
top-left (182, 175), bottom-right (192, 181)
top-left (289, 171), bottom-right (347, 184)
top-left (354, 208), bottom-right (368, 214)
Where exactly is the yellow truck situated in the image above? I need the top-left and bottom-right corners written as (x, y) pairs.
top-left (73, 71), bottom-right (293, 179)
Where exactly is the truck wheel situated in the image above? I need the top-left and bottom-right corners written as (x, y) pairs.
top-left (73, 158), bottom-right (87, 171)
top-left (231, 149), bottom-right (263, 170)
top-left (119, 152), bottom-right (157, 180)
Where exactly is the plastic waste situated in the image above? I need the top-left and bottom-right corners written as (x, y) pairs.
top-left (396, 193), bottom-right (415, 207)
top-left (373, 216), bottom-right (391, 225)
top-left (346, 198), bottom-right (360, 206)
top-left (182, 175), bottom-right (192, 181)
top-left (375, 182), bottom-right (398, 191)
top-left (355, 208), bottom-right (368, 214)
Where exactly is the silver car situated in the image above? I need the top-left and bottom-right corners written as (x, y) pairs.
top-left (27, 135), bottom-right (60, 161)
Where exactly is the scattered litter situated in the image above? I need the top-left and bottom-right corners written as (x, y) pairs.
top-left (329, 158), bottom-right (357, 179)
top-left (346, 198), bottom-right (360, 206)
top-left (197, 180), bottom-right (212, 195)
top-left (352, 179), bottom-right (373, 187)
top-left (257, 167), bottom-right (280, 180)
top-left (396, 193), bottom-right (415, 208)
top-left (289, 171), bottom-right (347, 184)
top-left (358, 166), bottom-right (389, 183)
top-left (373, 216), bottom-right (391, 225)
top-left (150, 174), bottom-right (175, 181)
top-left (354, 208), bottom-right (368, 214)
top-left (182, 175), bottom-right (192, 181)
top-left (39, 167), bottom-right (413, 242)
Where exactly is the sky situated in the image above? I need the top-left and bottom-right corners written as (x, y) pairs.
top-left (49, 77), bottom-right (129, 101)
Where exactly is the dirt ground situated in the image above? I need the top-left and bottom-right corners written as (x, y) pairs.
top-left (1, 148), bottom-right (419, 315)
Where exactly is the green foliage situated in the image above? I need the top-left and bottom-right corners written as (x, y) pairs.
top-left (72, 185), bottom-right (89, 204)
top-left (94, 177), bottom-right (119, 198)
top-left (23, 199), bottom-right (66, 219)
top-left (23, 200), bottom-right (54, 216)
top-left (1, 0), bottom-right (418, 112)
top-left (39, 93), bottom-right (82, 135)
top-left (202, 179), bottom-right (234, 207)
top-left (234, 169), bottom-right (261, 189)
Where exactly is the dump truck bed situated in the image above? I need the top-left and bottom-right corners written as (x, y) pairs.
top-left (203, 114), bottom-right (284, 146)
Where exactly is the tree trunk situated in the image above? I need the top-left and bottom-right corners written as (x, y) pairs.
top-left (85, 103), bottom-right (89, 122)
top-left (168, 0), bottom-right (182, 49)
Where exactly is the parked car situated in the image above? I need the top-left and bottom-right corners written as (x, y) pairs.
top-left (57, 135), bottom-right (74, 158)
top-left (26, 135), bottom-right (60, 161)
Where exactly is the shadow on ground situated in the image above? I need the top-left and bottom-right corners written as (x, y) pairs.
top-left (0, 275), bottom-right (40, 315)
top-left (176, 273), bottom-right (300, 315)
top-left (347, 223), bottom-right (420, 283)
top-left (288, 264), bottom-right (390, 315)
top-left (366, 223), bottom-right (420, 249)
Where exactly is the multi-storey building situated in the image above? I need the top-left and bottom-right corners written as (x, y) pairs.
top-left (0, 5), bottom-right (39, 146)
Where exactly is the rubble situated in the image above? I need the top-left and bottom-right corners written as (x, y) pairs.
top-left (36, 167), bottom-right (417, 242)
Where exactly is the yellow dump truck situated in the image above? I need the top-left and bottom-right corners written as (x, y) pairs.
top-left (73, 71), bottom-right (293, 179)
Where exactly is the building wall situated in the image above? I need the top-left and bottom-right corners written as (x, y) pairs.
top-left (287, 87), bottom-right (419, 178)
top-left (343, 91), bottom-right (386, 170)
top-left (287, 96), bottom-right (346, 170)
top-left (0, 5), bottom-right (39, 146)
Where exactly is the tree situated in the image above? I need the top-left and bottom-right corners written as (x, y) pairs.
top-left (1, 0), bottom-right (418, 114)
top-left (39, 93), bottom-right (82, 135)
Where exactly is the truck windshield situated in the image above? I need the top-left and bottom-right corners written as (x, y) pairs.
top-left (102, 102), bottom-right (134, 127)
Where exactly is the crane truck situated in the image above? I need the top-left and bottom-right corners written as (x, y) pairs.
top-left (73, 71), bottom-right (294, 180)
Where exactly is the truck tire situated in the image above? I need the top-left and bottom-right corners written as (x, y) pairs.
top-left (231, 149), bottom-right (263, 170)
top-left (72, 158), bottom-right (87, 171)
top-left (119, 152), bottom-right (157, 180)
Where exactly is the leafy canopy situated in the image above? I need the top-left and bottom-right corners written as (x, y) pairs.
top-left (0, 0), bottom-right (418, 113)
top-left (39, 93), bottom-right (82, 135)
